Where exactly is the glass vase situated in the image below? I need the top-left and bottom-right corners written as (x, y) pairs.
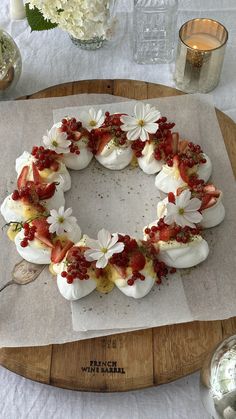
top-left (0, 30), bottom-right (22, 98)
top-left (68, 0), bottom-right (117, 50)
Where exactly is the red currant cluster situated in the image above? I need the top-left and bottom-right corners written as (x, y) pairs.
top-left (103, 112), bottom-right (123, 128)
top-left (127, 272), bottom-right (145, 286)
top-left (166, 142), bottom-right (206, 168)
top-left (20, 222), bottom-right (36, 247)
top-left (145, 218), bottom-right (201, 244)
top-left (131, 139), bottom-right (146, 158)
top-left (32, 146), bottom-right (60, 171)
top-left (87, 129), bottom-right (98, 155)
top-left (153, 260), bottom-right (176, 284)
top-left (61, 247), bottom-right (92, 284)
top-left (61, 117), bottom-right (82, 136)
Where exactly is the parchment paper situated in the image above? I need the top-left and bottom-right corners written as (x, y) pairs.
top-left (0, 93), bottom-right (235, 346)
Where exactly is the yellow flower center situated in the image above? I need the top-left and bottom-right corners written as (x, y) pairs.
top-left (89, 120), bottom-right (97, 127)
top-left (138, 119), bottom-right (145, 127)
top-left (101, 247), bottom-right (108, 254)
top-left (58, 216), bottom-right (65, 224)
top-left (178, 208), bottom-right (185, 215)
top-left (52, 140), bottom-right (58, 146)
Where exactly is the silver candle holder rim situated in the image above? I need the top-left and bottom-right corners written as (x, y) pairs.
top-left (179, 18), bottom-right (229, 52)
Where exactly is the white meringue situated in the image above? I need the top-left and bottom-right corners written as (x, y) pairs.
top-left (14, 229), bottom-right (51, 264)
top-left (200, 192), bottom-right (225, 229)
top-left (156, 192), bottom-right (225, 229)
top-left (57, 275), bottom-right (96, 301)
top-left (63, 139), bottom-right (93, 170)
top-left (53, 238), bottom-right (96, 301)
top-left (15, 151), bottom-right (71, 192)
top-left (157, 236), bottom-right (209, 269)
top-left (0, 186), bottom-right (65, 224)
top-left (137, 142), bottom-right (164, 174)
top-left (109, 263), bottom-right (155, 299)
top-left (95, 139), bottom-right (133, 170)
top-left (155, 153), bottom-right (212, 193)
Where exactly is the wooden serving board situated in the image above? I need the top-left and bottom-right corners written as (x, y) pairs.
top-left (1, 79), bottom-right (236, 392)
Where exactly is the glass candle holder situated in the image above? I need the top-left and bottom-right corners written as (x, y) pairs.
top-left (174, 18), bottom-right (228, 93)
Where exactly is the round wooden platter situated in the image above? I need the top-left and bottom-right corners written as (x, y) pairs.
top-left (1, 79), bottom-right (236, 392)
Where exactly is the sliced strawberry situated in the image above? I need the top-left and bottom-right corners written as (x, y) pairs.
top-left (32, 162), bottom-right (42, 184)
top-left (159, 226), bottom-right (175, 242)
top-left (179, 162), bottom-right (189, 183)
top-left (171, 132), bottom-right (179, 154)
top-left (51, 240), bottom-right (74, 263)
top-left (178, 140), bottom-right (189, 153)
top-left (203, 184), bottom-right (220, 197)
top-left (36, 183), bottom-right (56, 200)
top-left (35, 234), bottom-right (54, 248)
top-left (32, 218), bottom-right (50, 237)
top-left (97, 132), bottom-right (112, 155)
top-left (130, 251), bottom-right (146, 272)
top-left (168, 192), bottom-right (176, 203)
top-left (17, 166), bottom-right (29, 189)
top-left (200, 196), bottom-right (217, 210)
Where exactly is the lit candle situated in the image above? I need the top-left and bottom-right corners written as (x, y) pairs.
top-left (10, 0), bottom-right (26, 20)
top-left (185, 33), bottom-right (221, 51)
top-left (174, 18), bottom-right (228, 93)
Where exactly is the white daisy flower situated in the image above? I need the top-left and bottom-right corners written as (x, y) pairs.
top-left (79, 108), bottom-right (105, 132)
top-left (84, 228), bottom-right (125, 269)
top-left (43, 125), bottom-right (71, 154)
top-left (164, 189), bottom-right (203, 228)
top-left (47, 206), bottom-right (77, 236)
top-left (120, 103), bottom-right (161, 141)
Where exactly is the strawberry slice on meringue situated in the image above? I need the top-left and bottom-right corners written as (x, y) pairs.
top-left (13, 207), bottom-right (81, 264)
top-left (155, 141), bottom-right (212, 193)
top-left (157, 183), bottom-right (225, 229)
top-left (1, 165), bottom-right (65, 223)
top-left (93, 113), bottom-right (133, 170)
top-left (15, 146), bottom-right (71, 192)
top-left (53, 118), bottom-right (93, 170)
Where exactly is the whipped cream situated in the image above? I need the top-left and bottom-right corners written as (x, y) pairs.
top-left (137, 142), bottom-right (164, 174)
top-left (15, 151), bottom-right (71, 192)
top-left (14, 229), bottom-right (51, 264)
top-left (95, 139), bottom-right (133, 170)
top-left (0, 186), bottom-right (65, 223)
top-left (155, 153), bottom-right (212, 193)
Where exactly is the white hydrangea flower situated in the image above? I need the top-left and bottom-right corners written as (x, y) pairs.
top-left (47, 206), bottom-right (77, 236)
top-left (43, 125), bottom-right (71, 154)
top-left (79, 108), bottom-right (105, 132)
top-left (120, 103), bottom-right (161, 141)
top-left (28, 0), bottom-right (111, 40)
top-left (164, 189), bottom-right (203, 228)
top-left (84, 228), bottom-right (125, 268)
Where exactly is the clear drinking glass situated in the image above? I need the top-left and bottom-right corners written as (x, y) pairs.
top-left (133, 0), bottom-right (178, 64)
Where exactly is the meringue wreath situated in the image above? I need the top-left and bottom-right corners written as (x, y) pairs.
top-left (1, 103), bottom-right (225, 300)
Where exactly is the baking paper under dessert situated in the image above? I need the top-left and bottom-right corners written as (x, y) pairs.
top-left (0, 94), bottom-right (235, 346)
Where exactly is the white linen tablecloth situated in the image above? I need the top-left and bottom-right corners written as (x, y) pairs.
top-left (1, 1), bottom-right (236, 418)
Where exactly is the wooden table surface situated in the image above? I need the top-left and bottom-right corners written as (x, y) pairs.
top-left (0, 79), bottom-right (236, 392)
